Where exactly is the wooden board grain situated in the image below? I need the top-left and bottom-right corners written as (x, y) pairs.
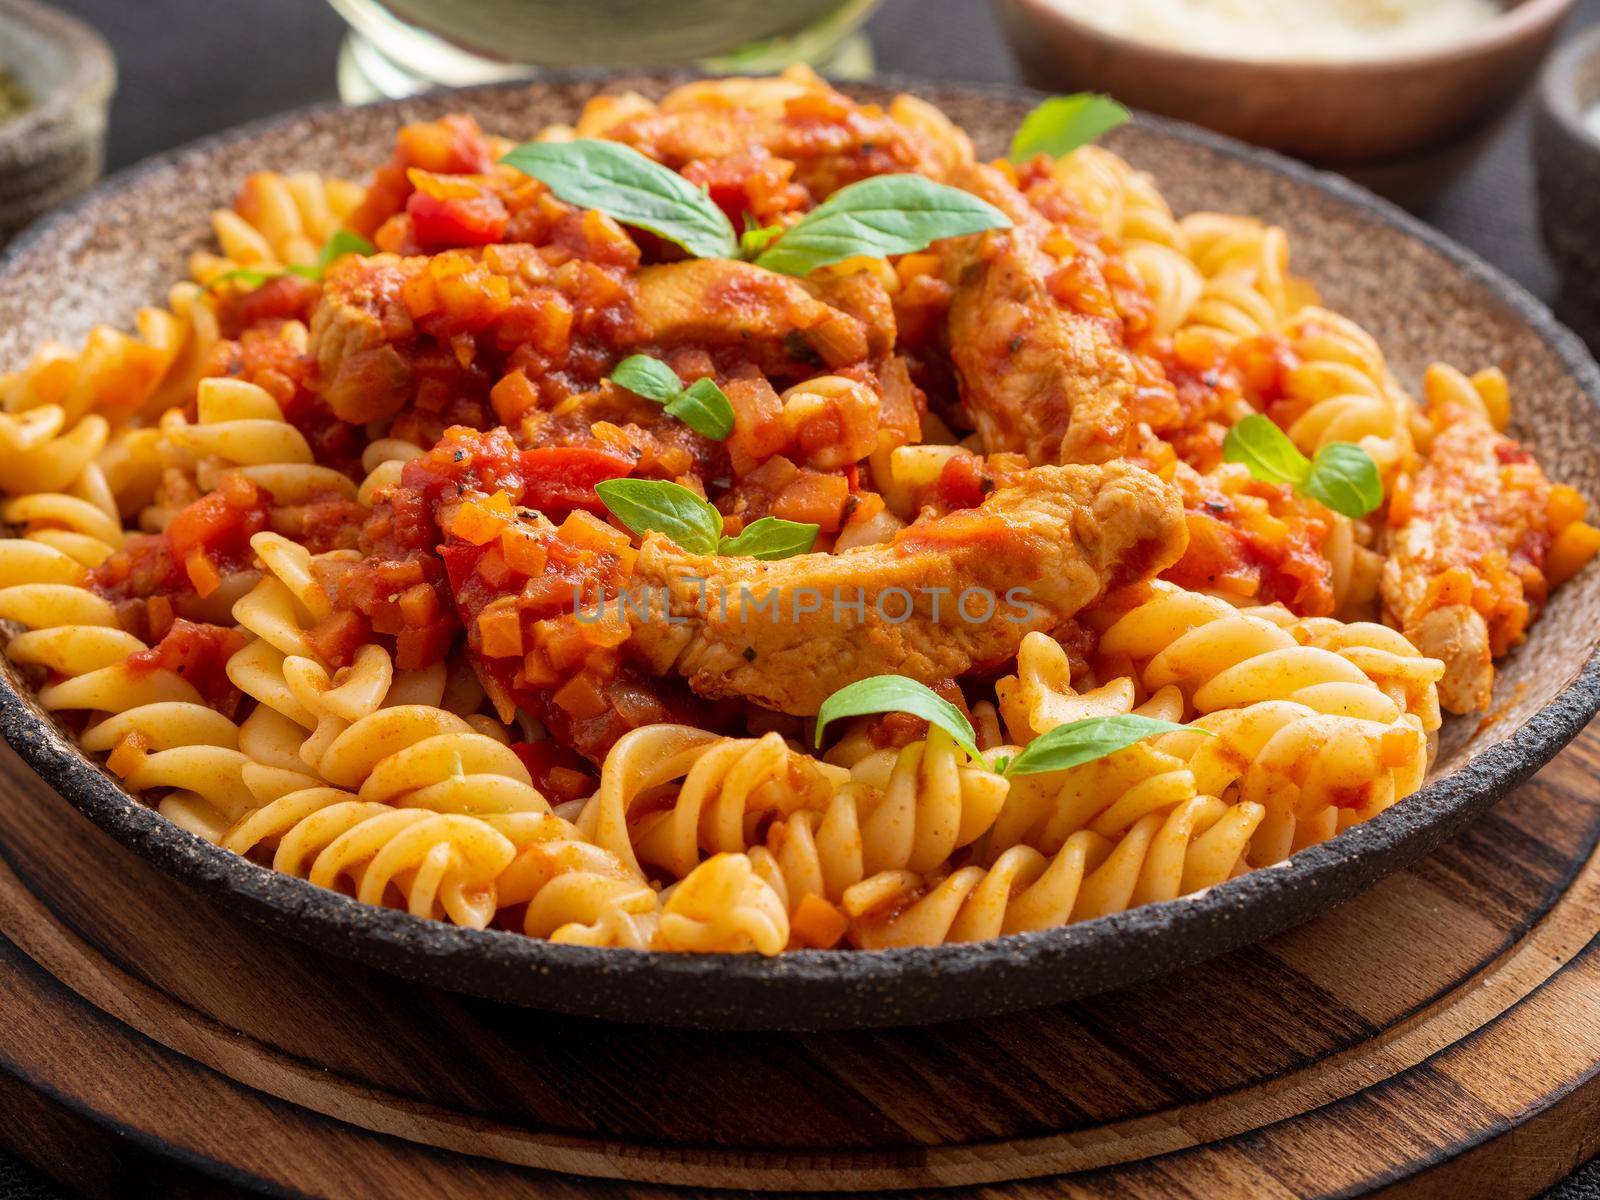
top-left (0, 723), bottom-right (1596, 1199)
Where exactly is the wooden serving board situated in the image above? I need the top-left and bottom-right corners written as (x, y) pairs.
top-left (0, 720), bottom-right (1596, 1200)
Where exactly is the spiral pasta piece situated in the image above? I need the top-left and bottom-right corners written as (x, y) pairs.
top-left (657, 852), bottom-right (789, 955)
top-left (1278, 307), bottom-right (1420, 481)
top-left (844, 790), bottom-right (1264, 948)
top-left (221, 786), bottom-right (515, 928)
top-left (576, 725), bottom-right (841, 880)
top-left (748, 728), bottom-right (1009, 948)
top-left (189, 170), bottom-right (365, 282)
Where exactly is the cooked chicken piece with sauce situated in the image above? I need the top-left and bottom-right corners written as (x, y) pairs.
top-left (1381, 400), bottom-right (1553, 714)
top-left (945, 163), bottom-right (1138, 467)
top-left (626, 259), bottom-right (870, 373)
top-left (309, 253), bottom-right (417, 423)
top-left (627, 461), bottom-right (1185, 715)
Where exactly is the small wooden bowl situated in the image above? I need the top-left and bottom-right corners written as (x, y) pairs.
top-left (993, 0), bottom-right (1572, 203)
top-left (0, 0), bottom-right (115, 245)
top-left (1535, 22), bottom-right (1600, 337)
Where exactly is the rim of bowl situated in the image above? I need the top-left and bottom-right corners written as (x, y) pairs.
top-left (1540, 19), bottom-right (1600, 148)
top-left (999, 0), bottom-right (1575, 76)
top-left (2, 72), bottom-right (1600, 1026)
top-left (0, 0), bottom-right (115, 145)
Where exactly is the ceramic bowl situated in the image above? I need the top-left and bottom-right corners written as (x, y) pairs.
top-left (992, 0), bottom-right (1574, 204)
top-left (1535, 21), bottom-right (1600, 342)
top-left (0, 0), bottom-right (114, 244)
top-left (2, 76), bottom-right (1599, 1029)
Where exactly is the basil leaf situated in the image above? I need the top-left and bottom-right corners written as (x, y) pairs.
top-left (611, 354), bottom-right (683, 405)
top-left (718, 516), bottom-right (818, 561)
top-left (1304, 442), bottom-right (1384, 518)
top-left (739, 221), bottom-right (785, 259)
top-left (664, 377), bottom-right (737, 440)
top-left (609, 356), bottom-right (736, 440)
top-left (501, 139), bottom-right (739, 260)
top-left (754, 175), bottom-right (1010, 277)
top-left (1223, 413), bottom-right (1313, 488)
top-left (1008, 93), bottom-right (1131, 162)
top-left (1224, 414), bottom-right (1384, 518)
top-left (209, 229), bottom-right (374, 291)
top-left (316, 228), bottom-right (376, 269)
top-left (814, 675), bottom-right (982, 762)
top-left (203, 267), bottom-right (275, 291)
top-left (594, 479), bottom-right (722, 555)
top-left (1001, 714), bottom-right (1200, 777)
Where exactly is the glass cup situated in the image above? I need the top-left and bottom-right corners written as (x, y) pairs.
top-left (329, 0), bottom-right (882, 101)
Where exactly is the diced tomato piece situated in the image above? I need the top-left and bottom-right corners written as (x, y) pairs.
top-left (305, 611), bottom-right (370, 669)
top-left (125, 619), bottom-right (247, 711)
top-left (406, 190), bottom-right (509, 250)
top-left (508, 739), bottom-right (597, 805)
top-left (518, 446), bottom-right (634, 515)
top-left (935, 454), bottom-right (988, 511)
top-left (217, 272), bottom-right (321, 339)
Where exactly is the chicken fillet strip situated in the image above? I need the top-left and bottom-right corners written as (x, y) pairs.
top-left (946, 163), bottom-right (1138, 466)
top-left (628, 462), bottom-right (1185, 715)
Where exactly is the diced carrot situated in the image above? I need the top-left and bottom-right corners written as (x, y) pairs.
top-left (558, 509), bottom-right (633, 554)
top-left (405, 167), bottom-right (485, 201)
top-left (772, 471), bottom-right (850, 531)
top-left (552, 671), bottom-right (608, 719)
top-left (1387, 471), bottom-right (1414, 528)
top-left (1379, 727), bottom-right (1417, 770)
top-left (895, 252), bottom-right (940, 285)
top-left (519, 648), bottom-right (560, 688)
top-left (376, 559), bottom-right (425, 588)
top-left (145, 594), bottom-right (175, 643)
top-left (305, 610), bottom-right (368, 668)
top-left (579, 604), bottom-right (630, 649)
top-left (790, 893), bottom-right (849, 950)
top-left (490, 369), bottom-right (541, 426)
top-left (1426, 566), bottom-right (1475, 609)
top-left (106, 730), bottom-right (151, 778)
top-left (395, 617), bottom-right (453, 670)
top-left (1548, 483), bottom-right (1589, 532)
top-left (533, 617), bottom-right (589, 671)
top-left (400, 269), bottom-right (441, 319)
top-left (450, 497), bottom-right (509, 546)
top-left (477, 604), bottom-right (524, 658)
top-left (1547, 520), bottom-right (1600, 586)
top-left (184, 550), bottom-right (221, 598)
top-left (475, 545), bottom-right (512, 588)
top-left (545, 766), bottom-right (592, 801)
top-left (501, 527), bottom-right (549, 577)
top-left (397, 581), bottom-right (439, 626)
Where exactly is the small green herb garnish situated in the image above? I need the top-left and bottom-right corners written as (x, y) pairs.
top-left (594, 479), bottom-right (817, 560)
top-left (752, 174), bottom-right (1010, 277)
top-left (739, 218), bottom-right (786, 259)
top-left (998, 715), bottom-right (1200, 777)
top-left (287, 228), bottom-right (378, 280)
top-left (1223, 413), bottom-right (1384, 519)
top-left (206, 228), bottom-right (375, 291)
top-left (1008, 93), bottom-right (1131, 162)
top-left (814, 675), bottom-right (982, 762)
top-left (595, 478), bottom-right (722, 555)
top-left (717, 516), bottom-right (819, 561)
top-left (610, 355), bottom-right (737, 440)
top-left (501, 139), bottom-right (740, 260)
top-left (501, 138), bottom-right (1010, 276)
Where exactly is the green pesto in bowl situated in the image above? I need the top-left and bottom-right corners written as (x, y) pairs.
top-left (0, 68), bottom-right (30, 124)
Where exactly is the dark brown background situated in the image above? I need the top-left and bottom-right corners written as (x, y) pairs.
top-left (3, 0), bottom-right (1599, 1194)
